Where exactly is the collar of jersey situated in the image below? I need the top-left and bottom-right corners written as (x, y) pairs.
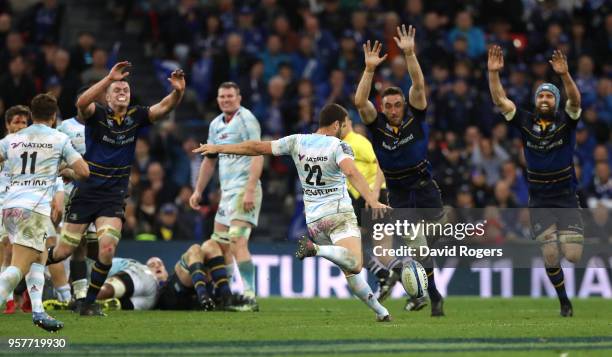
top-left (106, 106), bottom-right (137, 125)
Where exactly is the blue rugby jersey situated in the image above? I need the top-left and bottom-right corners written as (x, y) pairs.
top-left (77, 103), bottom-right (150, 198)
top-left (505, 107), bottom-right (581, 196)
top-left (365, 105), bottom-right (431, 191)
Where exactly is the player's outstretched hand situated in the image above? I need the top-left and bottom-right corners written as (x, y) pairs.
top-left (363, 40), bottom-right (387, 71)
top-left (108, 61), bottom-right (131, 81)
top-left (487, 45), bottom-right (504, 72)
top-left (168, 69), bottom-right (186, 92)
top-left (549, 49), bottom-right (569, 75)
top-left (192, 143), bottom-right (218, 155)
top-left (393, 24), bottom-right (416, 56)
top-left (189, 191), bottom-right (202, 210)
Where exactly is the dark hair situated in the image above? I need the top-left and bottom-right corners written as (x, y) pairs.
top-left (381, 86), bottom-right (405, 101)
top-left (319, 103), bottom-right (348, 127)
top-left (5, 105), bottom-right (31, 124)
top-left (218, 81), bottom-right (241, 94)
top-left (30, 93), bottom-right (58, 121)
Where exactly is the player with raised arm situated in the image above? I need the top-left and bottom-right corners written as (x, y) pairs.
top-left (487, 46), bottom-right (583, 317)
top-left (189, 82), bottom-right (263, 311)
top-left (354, 25), bottom-right (445, 316)
top-left (0, 94), bottom-right (89, 331)
top-left (195, 103), bottom-right (392, 322)
top-left (45, 61), bottom-right (186, 316)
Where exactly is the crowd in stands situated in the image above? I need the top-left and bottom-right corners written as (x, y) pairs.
top-left (0, 0), bottom-right (611, 242)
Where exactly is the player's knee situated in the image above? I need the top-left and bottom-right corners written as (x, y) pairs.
top-left (229, 225), bottom-right (251, 242)
top-left (201, 239), bottom-right (222, 259)
top-left (186, 244), bottom-right (204, 263)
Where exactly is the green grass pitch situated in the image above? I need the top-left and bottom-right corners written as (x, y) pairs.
top-left (0, 297), bottom-right (610, 356)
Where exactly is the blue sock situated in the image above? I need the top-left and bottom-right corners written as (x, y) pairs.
top-left (86, 261), bottom-right (111, 304)
top-left (205, 256), bottom-right (231, 298)
top-left (547, 267), bottom-right (569, 303)
top-left (188, 262), bottom-right (209, 301)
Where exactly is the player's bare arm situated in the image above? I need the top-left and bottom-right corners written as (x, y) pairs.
top-left (76, 61), bottom-right (131, 120)
top-left (189, 157), bottom-right (217, 210)
top-left (194, 141), bottom-right (273, 156)
top-left (244, 156), bottom-right (263, 212)
top-left (60, 157), bottom-right (90, 181)
top-left (355, 40), bottom-right (387, 124)
top-left (373, 163), bottom-right (385, 202)
top-left (549, 49), bottom-right (581, 113)
top-left (395, 24), bottom-right (426, 110)
top-left (487, 45), bottom-right (516, 116)
top-left (338, 158), bottom-right (389, 211)
top-left (149, 69), bottom-right (186, 122)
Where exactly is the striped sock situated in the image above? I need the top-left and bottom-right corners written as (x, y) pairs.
top-left (366, 257), bottom-right (389, 279)
top-left (26, 263), bottom-right (45, 314)
top-left (85, 260), bottom-right (111, 304)
top-left (205, 256), bottom-right (231, 298)
top-left (188, 262), bottom-right (209, 302)
top-left (546, 267), bottom-right (569, 303)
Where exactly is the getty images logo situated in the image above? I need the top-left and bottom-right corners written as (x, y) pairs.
top-left (10, 142), bottom-right (53, 149)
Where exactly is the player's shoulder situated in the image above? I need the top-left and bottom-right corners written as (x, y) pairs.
top-left (238, 106), bottom-right (257, 121)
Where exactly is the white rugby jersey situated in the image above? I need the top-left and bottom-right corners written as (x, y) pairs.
top-left (207, 107), bottom-right (262, 192)
top-left (271, 134), bottom-right (355, 223)
top-left (0, 124), bottom-right (81, 216)
top-left (56, 117), bottom-right (85, 194)
top-left (56, 118), bottom-right (86, 154)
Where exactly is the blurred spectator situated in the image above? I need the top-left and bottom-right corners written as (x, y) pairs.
top-left (236, 6), bottom-right (264, 56)
top-left (273, 15), bottom-right (300, 53)
top-left (594, 79), bottom-right (612, 125)
top-left (193, 14), bottom-right (224, 57)
top-left (0, 31), bottom-right (25, 73)
top-left (435, 79), bottom-right (479, 133)
top-left (447, 10), bottom-right (486, 59)
top-left (146, 161), bottom-right (179, 206)
top-left (254, 76), bottom-right (291, 138)
top-left (238, 60), bottom-right (265, 109)
top-left (493, 180), bottom-right (518, 208)
top-left (575, 55), bottom-right (598, 108)
top-left (291, 35), bottom-right (326, 84)
top-left (211, 33), bottom-right (253, 98)
top-left (470, 168), bottom-right (493, 208)
top-left (316, 69), bottom-right (351, 108)
top-left (385, 56), bottom-right (412, 95)
top-left (318, 0), bottom-right (348, 37)
top-left (47, 48), bottom-right (81, 119)
top-left (69, 31), bottom-right (96, 74)
top-left (160, 0), bottom-right (202, 56)
top-left (135, 187), bottom-right (158, 237)
top-left (587, 162), bottom-right (612, 208)
top-left (336, 31), bottom-right (360, 84)
top-left (19, 0), bottom-right (64, 44)
top-left (501, 161), bottom-right (529, 206)
top-left (0, 13), bottom-right (11, 50)
top-left (302, 14), bottom-right (337, 69)
top-left (260, 34), bottom-right (290, 82)
top-left (471, 138), bottom-right (510, 187)
top-left (182, 137), bottom-right (202, 190)
top-left (154, 203), bottom-right (193, 241)
top-left (0, 56), bottom-right (35, 118)
top-left (81, 48), bottom-right (107, 85)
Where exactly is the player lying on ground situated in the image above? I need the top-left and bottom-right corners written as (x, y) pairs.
top-left (195, 103), bottom-right (393, 322)
top-left (146, 240), bottom-right (250, 311)
top-left (354, 25), bottom-right (446, 316)
top-left (488, 46), bottom-right (583, 317)
top-left (0, 94), bottom-right (89, 331)
top-left (45, 61), bottom-right (186, 317)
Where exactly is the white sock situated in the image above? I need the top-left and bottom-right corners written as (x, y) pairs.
top-left (316, 245), bottom-right (358, 272)
top-left (56, 284), bottom-right (72, 302)
top-left (0, 266), bottom-right (22, 306)
top-left (0, 265), bottom-right (13, 301)
top-left (346, 274), bottom-right (389, 317)
top-left (72, 279), bottom-right (88, 300)
top-left (26, 263), bottom-right (45, 314)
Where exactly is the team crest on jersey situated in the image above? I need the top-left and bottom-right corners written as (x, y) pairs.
top-left (124, 116), bottom-right (134, 126)
top-left (219, 133), bottom-right (229, 140)
top-left (340, 142), bottom-right (354, 156)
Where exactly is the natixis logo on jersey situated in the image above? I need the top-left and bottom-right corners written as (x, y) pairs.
top-left (10, 142), bottom-right (53, 149)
